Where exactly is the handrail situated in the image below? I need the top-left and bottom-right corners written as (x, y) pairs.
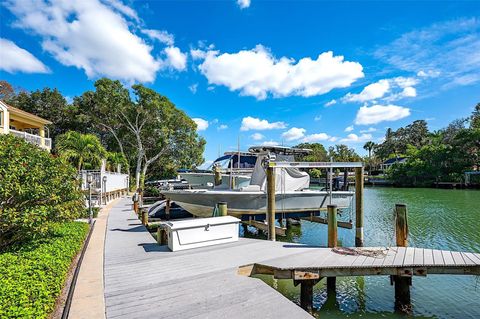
top-left (9, 129), bottom-right (52, 149)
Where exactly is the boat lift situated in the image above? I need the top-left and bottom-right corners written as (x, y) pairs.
top-left (264, 158), bottom-right (364, 246)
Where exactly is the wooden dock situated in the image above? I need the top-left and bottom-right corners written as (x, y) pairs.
top-left (103, 199), bottom-right (480, 318)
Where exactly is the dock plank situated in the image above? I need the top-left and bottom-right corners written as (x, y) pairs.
top-left (413, 248), bottom-right (424, 265)
top-left (433, 249), bottom-right (445, 266)
top-left (403, 247), bottom-right (415, 265)
top-left (423, 249), bottom-right (434, 265)
top-left (392, 247), bottom-right (407, 267)
top-left (451, 251), bottom-right (465, 266)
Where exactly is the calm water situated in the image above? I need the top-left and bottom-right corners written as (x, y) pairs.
top-left (242, 187), bottom-right (480, 318)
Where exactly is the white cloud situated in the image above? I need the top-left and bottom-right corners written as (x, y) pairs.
top-left (325, 99), bottom-right (337, 107)
top-left (0, 38), bottom-right (49, 73)
top-left (240, 116), bottom-right (287, 131)
top-left (217, 124), bottom-right (228, 130)
top-left (261, 140), bottom-right (280, 147)
top-left (344, 125), bottom-right (354, 132)
top-left (359, 127), bottom-right (377, 133)
top-left (193, 118), bottom-right (209, 131)
top-left (340, 133), bottom-right (372, 143)
top-left (141, 29), bottom-right (174, 46)
top-left (198, 45), bottom-right (364, 99)
top-left (210, 118), bottom-right (219, 124)
top-left (343, 79), bottom-right (390, 103)
top-left (355, 104), bottom-right (411, 125)
top-left (4, 0), bottom-right (162, 82)
top-left (237, 0), bottom-right (251, 9)
top-left (163, 46), bottom-right (187, 71)
top-left (302, 133), bottom-right (331, 143)
top-left (190, 48), bottom-right (207, 60)
top-left (103, 0), bottom-right (139, 21)
top-left (281, 127), bottom-right (305, 141)
top-left (375, 18), bottom-right (480, 88)
top-left (314, 115), bottom-right (322, 121)
top-left (189, 83), bottom-right (198, 94)
top-left (251, 133), bottom-right (265, 140)
top-left (343, 76), bottom-right (419, 103)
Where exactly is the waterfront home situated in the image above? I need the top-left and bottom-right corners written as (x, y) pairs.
top-left (0, 100), bottom-right (52, 151)
top-left (380, 157), bottom-right (407, 171)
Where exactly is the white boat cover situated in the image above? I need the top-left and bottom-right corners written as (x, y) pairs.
top-left (249, 154), bottom-right (310, 191)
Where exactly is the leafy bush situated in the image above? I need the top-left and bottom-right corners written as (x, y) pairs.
top-left (0, 134), bottom-right (84, 249)
top-left (0, 221), bottom-right (89, 318)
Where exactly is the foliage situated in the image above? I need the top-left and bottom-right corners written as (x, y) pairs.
top-left (328, 144), bottom-right (362, 162)
top-left (55, 131), bottom-right (107, 171)
top-left (0, 222), bottom-right (89, 318)
top-left (375, 120), bottom-right (429, 159)
top-left (106, 152), bottom-right (128, 173)
top-left (143, 185), bottom-right (161, 197)
top-left (0, 135), bottom-right (84, 249)
top-left (7, 86), bottom-right (91, 140)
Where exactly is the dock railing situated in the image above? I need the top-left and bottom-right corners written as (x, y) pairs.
top-left (79, 169), bottom-right (129, 206)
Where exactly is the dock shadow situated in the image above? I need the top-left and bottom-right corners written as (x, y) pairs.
top-left (282, 244), bottom-right (325, 249)
top-left (138, 243), bottom-right (171, 253)
top-left (110, 226), bottom-right (146, 233)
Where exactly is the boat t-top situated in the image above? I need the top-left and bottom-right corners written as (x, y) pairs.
top-left (162, 146), bottom-right (354, 218)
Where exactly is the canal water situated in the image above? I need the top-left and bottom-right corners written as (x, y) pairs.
top-left (241, 187), bottom-right (480, 318)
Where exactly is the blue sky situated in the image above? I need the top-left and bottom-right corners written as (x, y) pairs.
top-left (1, 1), bottom-right (479, 167)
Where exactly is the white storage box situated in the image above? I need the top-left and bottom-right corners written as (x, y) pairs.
top-left (165, 216), bottom-right (240, 251)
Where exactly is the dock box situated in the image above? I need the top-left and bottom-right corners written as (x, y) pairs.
top-left (165, 216), bottom-right (240, 251)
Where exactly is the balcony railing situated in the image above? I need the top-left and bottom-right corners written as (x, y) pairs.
top-left (9, 129), bottom-right (52, 150)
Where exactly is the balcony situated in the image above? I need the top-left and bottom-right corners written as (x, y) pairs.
top-left (9, 129), bottom-right (52, 150)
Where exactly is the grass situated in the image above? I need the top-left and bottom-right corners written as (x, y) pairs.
top-left (0, 221), bottom-right (89, 318)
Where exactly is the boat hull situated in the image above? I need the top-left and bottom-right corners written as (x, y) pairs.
top-left (161, 190), bottom-right (354, 218)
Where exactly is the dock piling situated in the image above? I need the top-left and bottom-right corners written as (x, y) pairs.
top-left (300, 280), bottom-right (316, 315)
top-left (218, 202), bottom-right (228, 216)
top-left (393, 203), bottom-right (411, 313)
top-left (165, 199), bottom-right (171, 220)
top-left (157, 226), bottom-right (168, 245)
top-left (266, 166), bottom-right (276, 241)
top-left (355, 166), bottom-right (364, 247)
top-left (327, 204), bottom-right (338, 293)
top-left (141, 210), bottom-right (148, 226)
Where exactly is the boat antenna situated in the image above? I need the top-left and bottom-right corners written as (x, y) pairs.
top-left (329, 156), bottom-right (333, 205)
top-left (237, 136), bottom-right (240, 169)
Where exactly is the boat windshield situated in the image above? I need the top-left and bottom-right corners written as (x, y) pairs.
top-left (207, 154), bottom-right (257, 170)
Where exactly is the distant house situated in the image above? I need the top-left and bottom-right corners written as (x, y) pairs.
top-left (0, 101), bottom-right (52, 151)
top-left (381, 157), bottom-right (407, 171)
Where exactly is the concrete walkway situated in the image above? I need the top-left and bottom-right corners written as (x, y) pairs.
top-left (69, 199), bottom-right (120, 319)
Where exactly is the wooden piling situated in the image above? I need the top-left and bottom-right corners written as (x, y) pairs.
top-left (300, 280), bottom-right (316, 315)
top-left (327, 205), bottom-right (337, 293)
top-left (395, 204), bottom-right (408, 247)
top-left (157, 226), bottom-right (168, 245)
top-left (165, 199), bottom-right (171, 220)
top-left (218, 202), bottom-right (228, 216)
top-left (266, 166), bottom-right (276, 241)
top-left (214, 166), bottom-right (222, 186)
top-left (141, 211), bottom-right (148, 226)
top-left (355, 166), bottom-right (364, 247)
top-left (393, 203), bottom-right (411, 313)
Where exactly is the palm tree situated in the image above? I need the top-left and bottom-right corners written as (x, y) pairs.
top-left (363, 141), bottom-right (376, 158)
top-left (55, 131), bottom-right (107, 171)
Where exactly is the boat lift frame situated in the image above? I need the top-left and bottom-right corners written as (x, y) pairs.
top-left (264, 159), bottom-right (364, 246)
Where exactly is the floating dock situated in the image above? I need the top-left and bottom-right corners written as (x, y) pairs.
top-left (103, 199), bottom-right (480, 318)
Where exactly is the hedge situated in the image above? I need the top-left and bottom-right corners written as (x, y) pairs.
top-left (0, 134), bottom-right (84, 249)
top-left (0, 222), bottom-right (89, 318)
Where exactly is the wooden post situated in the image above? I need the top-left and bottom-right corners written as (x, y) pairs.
top-left (395, 204), bottom-right (408, 247)
top-left (300, 280), bottom-right (315, 315)
top-left (157, 226), bottom-right (168, 245)
top-left (214, 166), bottom-right (222, 186)
top-left (355, 166), bottom-right (364, 247)
top-left (393, 203), bottom-right (411, 313)
top-left (141, 210), bottom-right (148, 226)
top-left (165, 199), bottom-right (171, 220)
top-left (218, 202), bottom-right (228, 216)
top-left (327, 204), bottom-right (337, 293)
top-left (266, 166), bottom-right (276, 241)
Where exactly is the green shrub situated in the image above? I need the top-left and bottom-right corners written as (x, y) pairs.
top-left (0, 134), bottom-right (84, 250)
top-left (0, 221), bottom-right (89, 318)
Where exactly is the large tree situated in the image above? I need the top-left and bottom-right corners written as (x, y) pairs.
top-left (55, 131), bottom-right (107, 171)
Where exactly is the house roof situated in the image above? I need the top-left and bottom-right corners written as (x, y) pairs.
top-left (0, 100), bottom-right (53, 125)
top-left (383, 157), bottom-right (407, 165)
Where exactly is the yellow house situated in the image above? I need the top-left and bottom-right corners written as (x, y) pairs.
top-left (0, 100), bottom-right (53, 151)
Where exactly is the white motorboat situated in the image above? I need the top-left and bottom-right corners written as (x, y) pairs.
top-left (177, 151), bottom-right (256, 188)
top-left (162, 146), bottom-right (354, 218)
